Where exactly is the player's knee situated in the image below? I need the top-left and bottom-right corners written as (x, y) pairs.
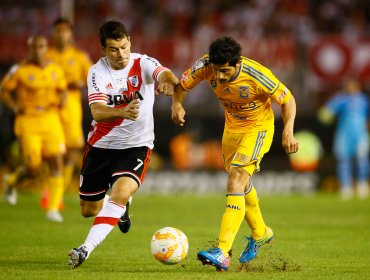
top-left (80, 207), bottom-right (98, 218)
top-left (80, 201), bottom-right (101, 217)
top-left (227, 166), bottom-right (250, 193)
top-left (26, 166), bottom-right (40, 178)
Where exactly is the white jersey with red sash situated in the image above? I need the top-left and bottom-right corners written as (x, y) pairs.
top-left (86, 53), bottom-right (168, 149)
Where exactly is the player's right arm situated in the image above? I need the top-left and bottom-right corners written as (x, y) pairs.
top-left (171, 84), bottom-right (188, 126)
top-left (171, 55), bottom-right (209, 126)
top-left (0, 65), bottom-right (20, 113)
top-left (87, 69), bottom-right (139, 122)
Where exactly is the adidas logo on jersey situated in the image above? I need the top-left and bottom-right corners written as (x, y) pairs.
top-left (106, 83), bottom-right (114, 89)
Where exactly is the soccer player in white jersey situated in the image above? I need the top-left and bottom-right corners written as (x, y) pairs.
top-left (68, 21), bottom-right (179, 268)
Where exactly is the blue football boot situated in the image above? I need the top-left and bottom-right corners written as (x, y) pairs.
top-left (197, 247), bottom-right (230, 271)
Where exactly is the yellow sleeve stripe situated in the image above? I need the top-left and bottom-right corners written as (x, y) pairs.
top-left (242, 65), bottom-right (276, 91)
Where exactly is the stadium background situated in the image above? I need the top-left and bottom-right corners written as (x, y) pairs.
top-left (0, 0), bottom-right (369, 193)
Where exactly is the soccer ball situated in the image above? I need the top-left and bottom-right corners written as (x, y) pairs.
top-left (150, 227), bottom-right (189, 265)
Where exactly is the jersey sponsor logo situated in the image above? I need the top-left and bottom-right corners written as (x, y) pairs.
top-left (239, 86), bottom-right (250, 98)
top-left (92, 72), bottom-right (100, 91)
top-left (227, 111), bottom-right (248, 120)
top-left (128, 75), bottom-right (139, 88)
top-left (107, 90), bottom-right (144, 106)
top-left (210, 79), bottom-right (217, 89)
top-left (218, 98), bottom-right (260, 111)
top-left (191, 57), bottom-right (209, 75)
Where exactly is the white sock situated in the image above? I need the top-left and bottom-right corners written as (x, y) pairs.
top-left (83, 200), bottom-right (125, 257)
top-left (103, 194), bottom-right (110, 207)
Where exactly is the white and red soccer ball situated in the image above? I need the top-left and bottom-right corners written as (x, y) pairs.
top-left (150, 227), bottom-right (189, 265)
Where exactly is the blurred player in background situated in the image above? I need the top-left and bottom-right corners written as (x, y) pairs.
top-left (0, 35), bottom-right (67, 222)
top-left (68, 21), bottom-right (179, 269)
top-left (46, 18), bottom-right (92, 193)
top-left (318, 79), bottom-right (369, 199)
top-left (172, 37), bottom-right (298, 271)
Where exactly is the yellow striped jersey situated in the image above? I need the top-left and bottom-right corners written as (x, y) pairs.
top-left (46, 46), bottom-right (91, 95)
top-left (1, 61), bottom-right (67, 115)
top-left (180, 55), bottom-right (292, 132)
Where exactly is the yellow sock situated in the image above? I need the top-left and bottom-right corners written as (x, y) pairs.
top-left (245, 186), bottom-right (266, 239)
top-left (63, 164), bottom-right (74, 191)
top-left (218, 194), bottom-right (245, 255)
top-left (48, 176), bottom-right (64, 211)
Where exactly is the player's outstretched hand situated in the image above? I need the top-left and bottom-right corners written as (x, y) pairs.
top-left (171, 103), bottom-right (186, 126)
top-left (156, 82), bottom-right (175, 96)
top-left (123, 99), bottom-right (139, 121)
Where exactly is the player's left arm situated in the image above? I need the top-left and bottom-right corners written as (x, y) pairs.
top-left (256, 65), bottom-right (299, 154)
top-left (0, 65), bottom-right (20, 113)
top-left (281, 95), bottom-right (299, 154)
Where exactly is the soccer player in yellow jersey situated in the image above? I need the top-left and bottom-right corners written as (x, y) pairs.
top-left (172, 37), bottom-right (299, 271)
top-left (46, 18), bottom-right (92, 191)
top-left (0, 35), bottom-right (67, 222)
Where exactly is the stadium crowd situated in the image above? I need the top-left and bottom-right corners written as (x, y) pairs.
top-left (1, 0), bottom-right (369, 40)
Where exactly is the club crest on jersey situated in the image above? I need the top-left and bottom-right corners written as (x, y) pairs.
top-left (210, 79), bottom-right (217, 89)
top-left (239, 86), bottom-right (250, 98)
top-left (128, 75), bottom-right (139, 88)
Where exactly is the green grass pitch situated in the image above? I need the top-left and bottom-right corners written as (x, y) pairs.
top-left (0, 192), bottom-right (369, 279)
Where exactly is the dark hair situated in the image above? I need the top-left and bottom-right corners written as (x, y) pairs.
top-left (99, 21), bottom-right (129, 48)
top-left (53, 17), bottom-right (73, 29)
top-left (209, 37), bottom-right (241, 66)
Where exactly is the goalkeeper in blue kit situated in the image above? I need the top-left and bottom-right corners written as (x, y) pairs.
top-left (319, 79), bottom-right (369, 199)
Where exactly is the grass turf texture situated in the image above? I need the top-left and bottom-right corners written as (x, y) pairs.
top-left (0, 193), bottom-right (369, 279)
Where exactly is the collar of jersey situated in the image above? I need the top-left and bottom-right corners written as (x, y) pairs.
top-left (228, 62), bottom-right (242, 83)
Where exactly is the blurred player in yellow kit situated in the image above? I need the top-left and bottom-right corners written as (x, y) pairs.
top-left (46, 18), bottom-right (92, 192)
top-left (0, 35), bottom-right (67, 222)
top-left (172, 37), bottom-right (299, 271)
